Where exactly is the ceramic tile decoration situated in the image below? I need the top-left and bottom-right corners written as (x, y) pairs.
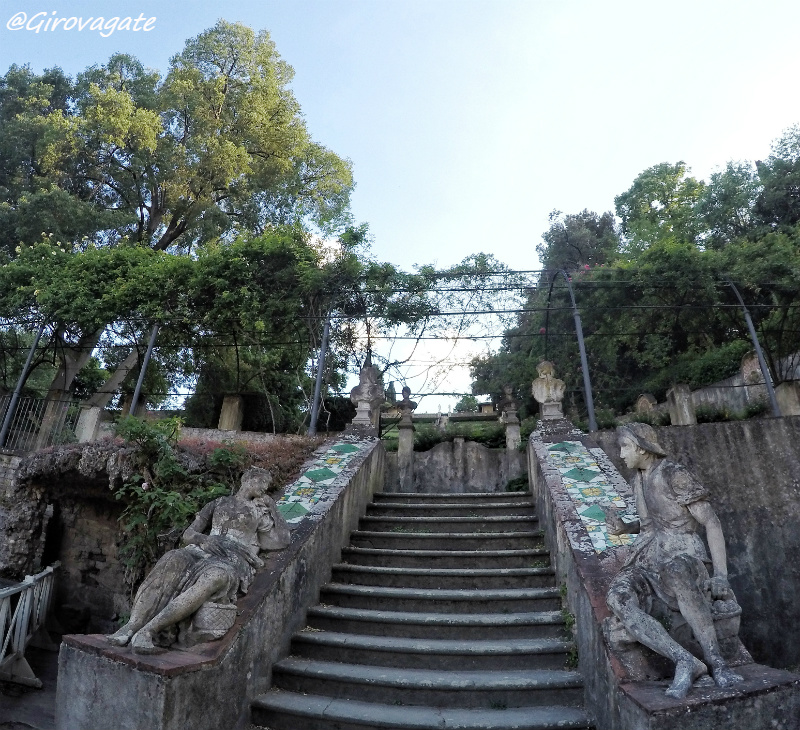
top-left (276, 440), bottom-right (368, 523)
top-left (547, 440), bottom-right (638, 553)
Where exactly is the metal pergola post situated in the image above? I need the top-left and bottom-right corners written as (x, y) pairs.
top-left (308, 317), bottom-right (331, 437)
top-left (545, 271), bottom-right (597, 432)
top-left (129, 324), bottom-right (160, 417)
top-left (0, 323), bottom-right (45, 447)
top-left (723, 277), bottom-right (781, 418)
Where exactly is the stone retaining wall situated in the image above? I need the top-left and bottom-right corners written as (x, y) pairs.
top-left (384, 440), bottom-right (525, 492)
top-left (55, 439), bottom-right (385, 730)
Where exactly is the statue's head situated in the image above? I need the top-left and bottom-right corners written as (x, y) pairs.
top-left (536, 360), bottom-right (555, 377)
top-left (238, 467), bottom-right (274, 499)
top-left (359, 365), bottom-right (379, 385)
top-left (616, 422), bottom-right (666, 457)
top-left (401, 386), bottom-right (411, 399)
top-left (503, 384), bottom-right (513, 395)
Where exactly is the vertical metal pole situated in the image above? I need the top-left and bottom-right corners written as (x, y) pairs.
top-left (129, 324), bottom-right (159, 417)
top-left (558, 271), bottom-right (598, 432)
top-left (0, 323), bottom-right (45, 447)
top-left (724, 278), bottom-right (781, 417)
top-left (308, 317), bottom-right (331, 437)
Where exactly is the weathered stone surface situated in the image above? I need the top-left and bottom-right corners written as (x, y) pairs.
top-left (385, 440), bottom-right (524, 493)
top-left (594, 417), bottom-right (800, 669)
top-left (528, 418), bottom-right (800, 730)
top-left (531, 361), bottom-right (566, 419)
top-left (776, 381), bottom-right (800, 416)
top-left (56, 441), bottom-right (386, 730)
top-left (666, 384), bottom-right (696, 426)
top-left (636, 394), bottom-right (658, 413)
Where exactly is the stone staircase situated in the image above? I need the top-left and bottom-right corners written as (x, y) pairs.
top-left (252, 490), bottom-right (592, 730)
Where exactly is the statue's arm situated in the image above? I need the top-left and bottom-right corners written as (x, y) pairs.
top-left (182, 499), bottom-right (217, 546)
top-left (606, 473), bottom-right (646, 535)
top-left (687, 499), bottom-right (731, 598)
top-left (605, 507), bottom-right (640, 535)
top-left (257, 496), bottom-right (291, 552)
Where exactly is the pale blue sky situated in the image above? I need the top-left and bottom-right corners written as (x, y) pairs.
top-left (3, 1), bottom-right (800, 406)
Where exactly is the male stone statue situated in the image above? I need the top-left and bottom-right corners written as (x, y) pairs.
top-left (108, 467), bottom-right (290, 654)
top-left (531, 360), bottom-right (566, 418)
top-left (397, 385), bottom-right (417, 424)
top-left (605, 422), bottom-right (743, 698)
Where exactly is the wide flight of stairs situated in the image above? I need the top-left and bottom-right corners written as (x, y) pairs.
top-left (252, 490), bottom-right (592, 730)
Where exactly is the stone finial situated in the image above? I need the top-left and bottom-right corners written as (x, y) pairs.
top-left (499, 385), bottom-right (518, 415)
top-left (499, 384), bottom-right (520, 425)
top-left (531, 361), bottom-right (566, 419)
top-left (666, 384), bottom-right (696, 426)
top-left (635, 393), bottom-right (658, 414)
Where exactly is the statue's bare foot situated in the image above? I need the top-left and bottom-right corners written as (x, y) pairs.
top-left (665, 656), bottom-right (707, 699)
top-left (712, 665), bottom-right (743, 688)
top-left (107, 628), bottom-right (134, 647)
top-left (130, 629), bottom-right (165, 655)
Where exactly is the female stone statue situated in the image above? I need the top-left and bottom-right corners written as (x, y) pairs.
top-left (108, 467), bottom-right (290, 654)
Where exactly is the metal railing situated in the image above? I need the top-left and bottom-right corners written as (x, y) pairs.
top-left (0, 562), bottom-right (60, 688)
top-left (0, 396), bottom-right (80, 451)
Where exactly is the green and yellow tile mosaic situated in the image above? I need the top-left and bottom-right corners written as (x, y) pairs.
top-left (276, 440), bottom-right (368, 523)
top-left (547, 440), bottom-right (638, 553)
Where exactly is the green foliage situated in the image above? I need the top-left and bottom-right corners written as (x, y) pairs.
top-left (112, 416), bottom-right (246, 590)
top-left (614, 161), bottom-right (705, 250)
top-left (453, 394), bottom-right (479, 413)
top-left (505, 474), bottom-right (529, 492)
top-left (412, 420), bottom-right (507, 452)
top-left (626, 410), bottom-right (671, 427)
top-left (537, 209), bottom-right (620, 271)
top-left (0, 21), bottom-right (357, 407)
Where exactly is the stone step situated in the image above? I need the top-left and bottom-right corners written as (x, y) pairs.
top-left (305, 606), bottom-right (567, 639)
top-left (340, 546), bottom-right (550, 569)
top-left (373, 491), bottom-right (532, 505)
top-left (330, 563), bottom-right (556, 589)
top-left (290, 630), bottom-right (572, 670)
top-left (366, 501), bottom-right (536, 517)
top-left (359, 515), bottom-right (540, 533)
top-left (252, 690), bottom-right (592, 730)
top-left (270, 658), bottom-right (584, 709)
top-left (318, 583), bottom-right (562, 614)
top-left (349, 529), bottom-right (544, 551)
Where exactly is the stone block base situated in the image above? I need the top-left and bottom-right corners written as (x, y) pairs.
top-left (619, 664), bottom-right (800, 730)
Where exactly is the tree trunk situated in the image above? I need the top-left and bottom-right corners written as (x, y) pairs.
top-left (35, 330), bottom-right (102, 449)
top-left (86, 348), bottom-right (142, 409)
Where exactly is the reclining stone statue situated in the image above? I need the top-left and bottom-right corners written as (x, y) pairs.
top-left (604, 423), bottom-right (746, 699)
top-left (108, 466), bottom-right (290, 654)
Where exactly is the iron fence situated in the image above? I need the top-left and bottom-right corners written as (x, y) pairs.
top-left (0, 395), bottom-right (81, 451)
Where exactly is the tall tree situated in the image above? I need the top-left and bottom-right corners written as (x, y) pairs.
top-left (614, 162), bottom-right (705, 252)
top-left (0, 21), bottom-right (355, 409)
top-left (537, 209), bottom-right (620, 271)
